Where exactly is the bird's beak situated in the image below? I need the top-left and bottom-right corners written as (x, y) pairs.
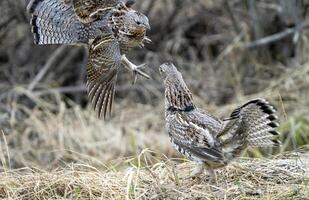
top-left (144, 22), bottom-right (151, 30)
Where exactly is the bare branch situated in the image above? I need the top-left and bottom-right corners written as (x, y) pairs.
top-left (27, 46), bottom-right (67, 91)
top-left (223, 0), bottom-right (241, 33)
top-left (244, 20), bottom-right (309, 49)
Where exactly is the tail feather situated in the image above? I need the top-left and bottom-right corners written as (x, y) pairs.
top-left (31, 16), bottom-right (75, 44)
top-left (244, 99), bottom-right (281, 147)
top-left (28, 0), bottom-right (90, 44)
top-left (219, 98), bottom-right (281, 161)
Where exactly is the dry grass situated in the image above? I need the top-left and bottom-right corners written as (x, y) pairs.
top-left (1, 1), bottom-right (309, 199)
top-left (0, 150), bottom-right (308, 199)
top-left (0, 97), bottom-right (308, 199)
top-left (1, 59), bottom-right (308, 198)
top-left (0, 101), bottom-right (168, 169)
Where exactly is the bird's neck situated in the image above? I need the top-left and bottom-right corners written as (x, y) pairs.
top-left (165, 82), bottom-right (195, 112)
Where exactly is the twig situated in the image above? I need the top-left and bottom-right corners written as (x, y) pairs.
top-left (248, 0), bottom-right (262, 39)
top-left (27, 46), bottom-right (67, 91)
top-left (0, 130), bottom-right (10, 170)
top-left (223, 0), bottom-right (240, 33)
top-left (244, 20), bottom-right (309, 49)
top-left (144, 0), bottom-right (155, 16)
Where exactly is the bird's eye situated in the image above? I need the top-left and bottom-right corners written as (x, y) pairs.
top-left (136, 21), bottom-right (141, 25)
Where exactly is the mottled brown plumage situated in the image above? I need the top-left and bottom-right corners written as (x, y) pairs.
top-left (27, 0), bottom-right (150, 119)
top-left (86, 34), bottom-right (120, 118)
top-left (72, 0), bottom-right (121, 23)
top-left (160, 63), bottom-right (280, 181)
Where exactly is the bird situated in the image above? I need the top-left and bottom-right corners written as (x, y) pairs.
top-left (27, 0), bottom-right (151, 119)
top-left (159, 63), bottom-right (281, 182)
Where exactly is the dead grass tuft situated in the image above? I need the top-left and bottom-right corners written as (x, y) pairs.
top-left (0, 151), bottom-right (308, 199)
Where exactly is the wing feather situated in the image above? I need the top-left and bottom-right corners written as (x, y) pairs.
top-left (169, 111), bottom-right (225, 162)
top-left (27, 0), bottom-right (109, 44)
top-left (86, 34), bottom-right (121, 119)
top-left (72, 0), bottom-right (133, 23)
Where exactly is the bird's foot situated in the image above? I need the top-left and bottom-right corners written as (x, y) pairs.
top-left (185, 164), bottom-right (217, 184)
top-left (121, 55), bottom-right (150, 84)
top-left (206, 169), bottom-right (217, 184)
top-left (183, 162), bottom-right (205, 180)
top-left (131, 63), bottom-right (149, 84)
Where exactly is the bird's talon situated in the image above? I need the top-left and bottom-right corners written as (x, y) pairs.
top-left (131, 67), bottom-right (150, 84)
top-left (122, 55), bottom-right (150, 83)
top-left (144, 36), bottom-right (152, 43)
top-left (132, 73), bottom-right (137, 85)
top-left (136, 63), bottom-right (147, 70)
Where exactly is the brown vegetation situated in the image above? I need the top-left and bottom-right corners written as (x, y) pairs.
top-left (1, 150), bottom-right (308, 199)
top-left (1, 0), bottom-right (309, 199)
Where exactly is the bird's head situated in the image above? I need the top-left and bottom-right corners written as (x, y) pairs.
top-left (111, 5), bottom-right (150, 47)
top-left (159, 63), bottom-right (195, 111)
top-left (122, 10), bottom-right (150, 45)
top-left (127, 10), bottom-right (150, 30)
top-left (159, 62), bottom-right (183, 83)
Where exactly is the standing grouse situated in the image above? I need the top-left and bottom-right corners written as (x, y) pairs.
top-left (160, 63), bottom-right (280, 181)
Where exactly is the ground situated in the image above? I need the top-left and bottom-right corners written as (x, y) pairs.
top-left (1, 151), bottom-right (308, 199)
top-left (1, 0), bottom-right (309, 199)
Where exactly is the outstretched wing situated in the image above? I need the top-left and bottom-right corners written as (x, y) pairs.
top-left (86, 33), bottom-right (121, 119)
top-left (72, 0), bottom-right (135, 23)
top-left (169, 111), bottom-right (225, 163)
top-left (27, 0), bottom-right (120, 44)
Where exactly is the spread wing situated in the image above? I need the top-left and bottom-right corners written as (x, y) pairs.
top-left (27, 0), bottom-right (120, 44)
top-left (86, 33), bottom-right (121, 119)
top-left (169, 111), bottom-right (225, 163)
top-left (72, 0), bottom-right (135, 23)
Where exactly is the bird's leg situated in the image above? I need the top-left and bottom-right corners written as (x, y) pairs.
top-left (205, 168), bottom-right (217, 184)
top-left (188, 162), bottom-right (205, 178)
top-left (121, 54), bottom-right (150, 84)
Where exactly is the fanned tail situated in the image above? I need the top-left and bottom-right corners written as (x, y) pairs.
top-left (244, 99), bottom-right (280, 147)
top-left (27, 0), bottom-right (92, 44)
top-left (219, 98), bottom-right (281, 161)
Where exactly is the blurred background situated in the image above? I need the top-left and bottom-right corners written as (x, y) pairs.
top-left (0, 0), bottom-right (309, 170)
